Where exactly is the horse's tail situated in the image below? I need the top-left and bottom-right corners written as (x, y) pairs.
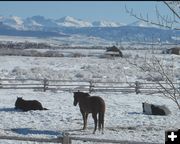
top-left (98, 112), bottom-right (104, 133)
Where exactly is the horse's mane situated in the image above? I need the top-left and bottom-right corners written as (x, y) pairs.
top-left (82, 92), bottom-right (90, 97)
top-left (76, 91), bottom-right (90, 97)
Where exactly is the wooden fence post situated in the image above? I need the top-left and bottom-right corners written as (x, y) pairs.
top-left (135, 81), bottom-right (141, 94)
top-left (0, 78), bottom-right (2, 88)
top-left (62, 132), bottom-right (71, 144)
top-left (89, 81), bottom-right (94, 93)
top-left (43, 78), bottom-right (48, 92)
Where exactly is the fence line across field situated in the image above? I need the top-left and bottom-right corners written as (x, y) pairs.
top-left (0, 134), bottom-right (163, 144)
top-left (0, 78), bottom-right (179, 94)
top-left (0, 133), bottom-right (70, 144)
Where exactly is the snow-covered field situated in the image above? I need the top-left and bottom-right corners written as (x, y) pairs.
top-left (0, 89), bottom-right (179, 144)
top-left (0, 47), bottom-right (179, 144)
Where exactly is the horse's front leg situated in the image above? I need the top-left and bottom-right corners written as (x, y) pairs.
top-left (84, 113), bottom-right (88, 129)
top-left (81, 110), bottom-right (88, 130)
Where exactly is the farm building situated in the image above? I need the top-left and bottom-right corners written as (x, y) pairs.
top-left (163, 47), bottom-right (180, 55)
top-left (105, 46), bottom-right (123, 57)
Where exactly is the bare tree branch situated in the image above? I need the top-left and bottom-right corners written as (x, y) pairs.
top-left (163, 1), bottom-right (180, 19)
top-left (125, 3), bottom-right (180, 30)
top-left (125, 56), bottom-right (180, 110)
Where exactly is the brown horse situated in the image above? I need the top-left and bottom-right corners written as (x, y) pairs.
top-left (73, 91), bottom-right (105, 134)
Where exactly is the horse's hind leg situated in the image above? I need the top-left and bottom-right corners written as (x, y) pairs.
top-left (92, 113), bottom-right (97, 134)
top-left (98, 113), bottom-right (102, 131)
top-left (98, 112), bottom-right (104, 134)
top-left (101, 113), bottom-right (104, 134)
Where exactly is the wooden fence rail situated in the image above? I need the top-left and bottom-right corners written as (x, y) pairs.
top-left (0, 135), bottom-right (164, 144)
top-left (0, 132), bottom-right (71, 144)
top-left (0, 136), bottom-right (62, 143)
top-left (70, 136), bottom-right (163, 144)
top-left (0, 78), bottom-right (179, 94)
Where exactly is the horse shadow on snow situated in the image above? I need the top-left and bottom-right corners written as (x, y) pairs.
top-left (0, 107), bottom-right (20, 112)
top-left (11, 128), bottom-right (61, 136)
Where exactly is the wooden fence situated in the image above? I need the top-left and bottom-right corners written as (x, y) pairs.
top-left (0, 132), bottom-right (70, 144)
top-left (0, 134), bottom-right (163, 144)
top-left (0, 78), bottom-right (179, 94)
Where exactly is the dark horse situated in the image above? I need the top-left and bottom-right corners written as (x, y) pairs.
top-left (15, 97), bottom-right (48, 112)
top-left (73, 91), bottom-right (105, 134)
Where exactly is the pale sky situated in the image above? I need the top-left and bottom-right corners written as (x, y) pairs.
top-left (0, 1), bottom-right (173, 24)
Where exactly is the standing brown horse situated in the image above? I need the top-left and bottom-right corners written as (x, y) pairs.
top-left (73, 91), bottom-right (105, 134)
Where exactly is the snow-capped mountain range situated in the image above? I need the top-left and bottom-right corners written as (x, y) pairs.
top-left (0, 15), bottom-right (179, 43)
top-left (0, 15), bottom-right (154, 30)
top-left (56, 16), bottom-right (93, 27)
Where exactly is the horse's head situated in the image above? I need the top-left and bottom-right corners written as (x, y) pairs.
top-left (73, 92), bottom-right (79, 106)
top-left (15, 97), bottom-right (23, 108)
top-left (73, 91), bottom-right (90, 106)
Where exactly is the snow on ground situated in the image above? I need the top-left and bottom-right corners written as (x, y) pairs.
top-left (0, 89), bottom-right (179, 144)
top-left (0, 56), bottom-right (130, 81)
top-left (0, 50), bottom-right (179, 143)
top-left (0, 35), bottom-right (177, 49)
top-left (0, 50), bottom-right (179, 82)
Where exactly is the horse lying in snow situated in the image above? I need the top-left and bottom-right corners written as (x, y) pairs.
top-left (15, 97), bottom-right (48, 111)
top-left (142, 102), bottom-right (171, 116)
